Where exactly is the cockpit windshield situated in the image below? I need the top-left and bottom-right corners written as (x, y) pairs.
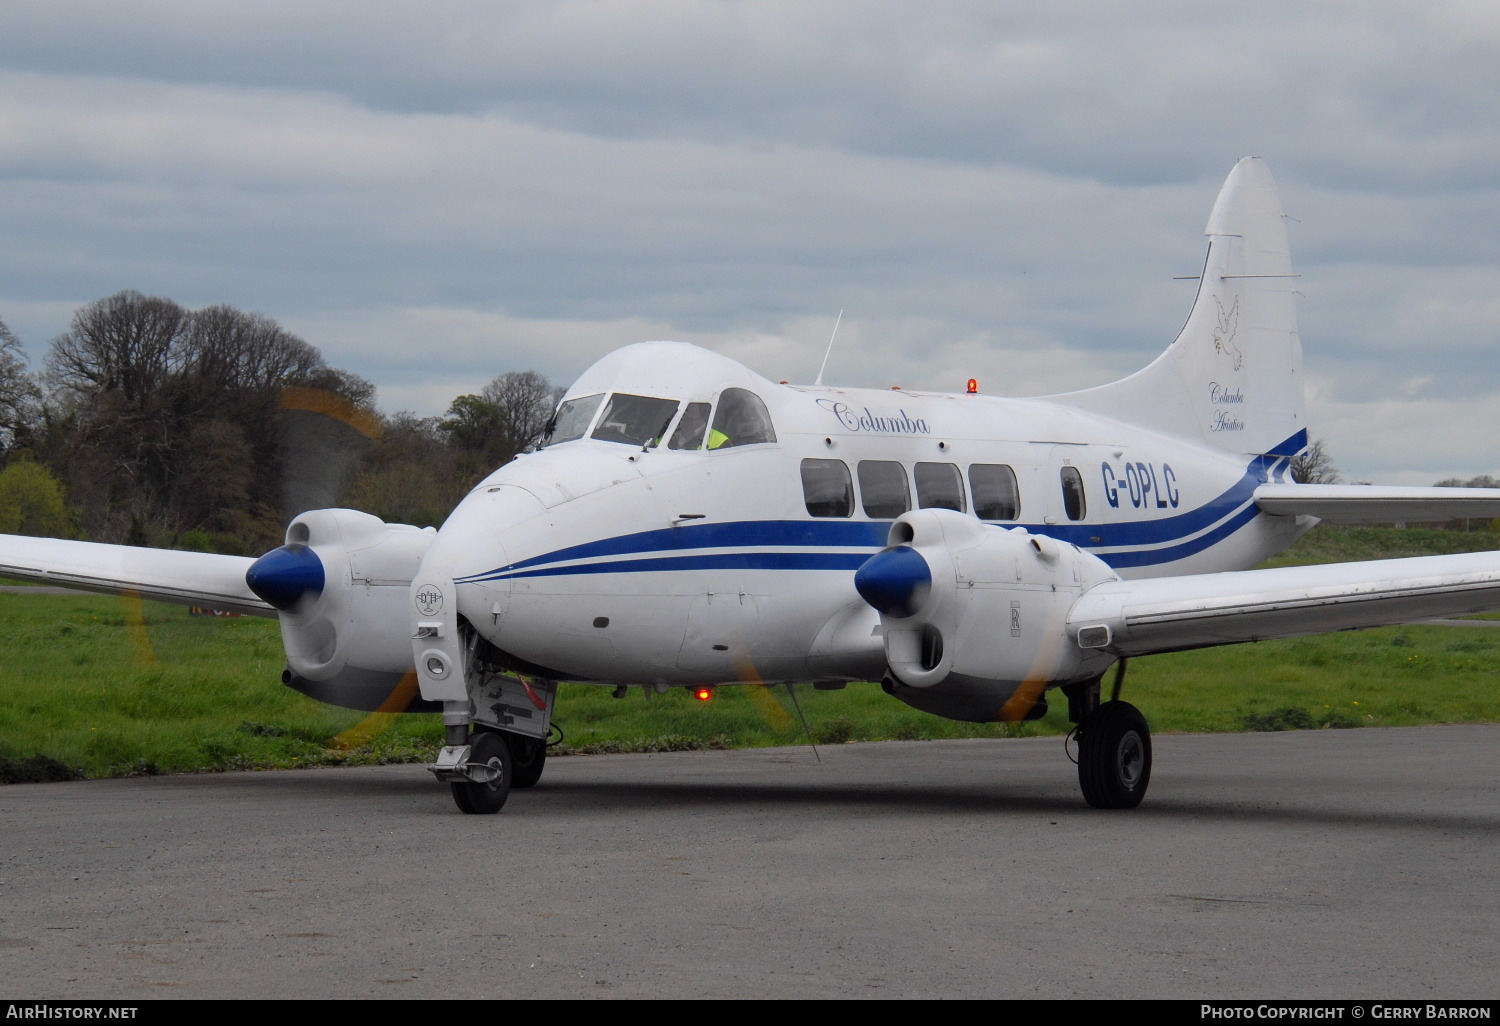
top-left (542, 393), bottom-right (604, 446)
top-left (590, 393), bottom-right (681, 447)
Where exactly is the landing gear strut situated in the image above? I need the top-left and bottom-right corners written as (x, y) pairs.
top-left (1064, 661), bottom-right (1153, 809)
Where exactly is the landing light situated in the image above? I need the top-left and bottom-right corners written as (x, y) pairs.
top-left (693, 686), bottom-right (714, 702)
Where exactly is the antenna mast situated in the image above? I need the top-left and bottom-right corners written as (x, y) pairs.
top-left (812, 309), bottom-right (843, 387)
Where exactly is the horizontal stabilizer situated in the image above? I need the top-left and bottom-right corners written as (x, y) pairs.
top-left (0, 535), bottom-right (272, 616)
top-left (1068, 550), bottom-right (1500, 657)
top-left (1255, 484), bottom-right (1500, 523)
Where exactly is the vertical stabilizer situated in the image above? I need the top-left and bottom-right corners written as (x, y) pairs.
top-left (1049, 157), bottom-right (1306, 458)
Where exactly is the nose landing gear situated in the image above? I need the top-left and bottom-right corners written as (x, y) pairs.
top-left (446, 729), bottom-right (513, 815)
top-left (429, 655), bottom-right (559, 813)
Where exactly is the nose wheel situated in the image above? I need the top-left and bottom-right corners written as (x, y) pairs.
top-left (1076, 700), bottom-right (1152, 809)
top-left (449, 730), bottom-right (513, 815)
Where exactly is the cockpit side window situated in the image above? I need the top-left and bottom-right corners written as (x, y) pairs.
top-left (709, 387), bottom-right (777, 448)
top-left (544, 393), bottom-right (604, 446)
top-left (590, 393), bottom-right (681, 446)
top-left (667, 402), bottom-right (712, 450)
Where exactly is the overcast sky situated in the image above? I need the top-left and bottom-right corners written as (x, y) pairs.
top-left (2, 0), bottom-right (1497, 484)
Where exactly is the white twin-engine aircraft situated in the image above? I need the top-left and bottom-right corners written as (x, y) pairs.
top-left (7, 157), bottom-right (1500, 814)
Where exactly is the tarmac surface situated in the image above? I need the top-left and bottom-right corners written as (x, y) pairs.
top-left (1, 725), bottom-right (1497, 1000)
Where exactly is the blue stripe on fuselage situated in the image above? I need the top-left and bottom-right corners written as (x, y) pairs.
top-left (457, 432), bottom-right (1305, 582)
top-left (492, 551), bottom-right (874, 581)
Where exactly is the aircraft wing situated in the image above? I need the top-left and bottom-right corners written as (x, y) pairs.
top-left (1067, 551), bottom-right (1500, 656)
top-left (1254, 484), bottom-right (1500, 523)
top-left (0, 534), bottom-right (274, 617)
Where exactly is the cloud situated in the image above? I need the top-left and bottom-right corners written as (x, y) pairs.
top-left (0, 1), bottom-right (1496, 482)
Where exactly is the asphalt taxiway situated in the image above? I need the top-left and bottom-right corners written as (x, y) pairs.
top-left (2, 725), bottom-right (1496, 999)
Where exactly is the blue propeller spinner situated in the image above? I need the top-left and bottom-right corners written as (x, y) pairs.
top-left (245, 543), bottom-right (325, 611)
top-left (853, 545), bottom-right (931, 619)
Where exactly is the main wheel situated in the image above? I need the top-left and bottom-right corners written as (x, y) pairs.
top-left (1077, 700), bottom-right (1152, 809)
top-left (509, 733), bottom-right (547, 789)
top-left (450, 730), bottom-right (512, 815)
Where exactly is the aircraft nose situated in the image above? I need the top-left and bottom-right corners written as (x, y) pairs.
top-left (246, 543), bottom-right (325, 611)
top-left (854, 545), bottom-right (931, 618)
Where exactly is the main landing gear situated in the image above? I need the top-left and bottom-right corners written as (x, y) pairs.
top-left (1064, 660), bottom-right (1153, 809)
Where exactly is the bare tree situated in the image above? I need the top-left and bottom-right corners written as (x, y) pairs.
top-left (294, 365), bottom-right (377, 409)
top-left (45, 291), bottom-right (189, 406)
top-left (481, 371), bottom-right (560, 455)
top-left (183, 305), bottom-right (323, 404)
top-left (0, 319), bottom-right (41, 454)
top-left (36, 292), bottom-right (375, 545)
top-left (1290, 439), bottom-right (1341, 484)
top-left (441, 370), bottom-right (561, 484)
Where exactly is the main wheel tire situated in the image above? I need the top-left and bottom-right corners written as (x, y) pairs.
top-left (1077, 700), bottom-right (1152, 809)
top-left (451, 730), bottom-right (513, 815)
top-left (509, 734), bottom-right (547, 789)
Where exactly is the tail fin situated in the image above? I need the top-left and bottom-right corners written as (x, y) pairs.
top-left (1048, 157), bottom-right (1306, 459)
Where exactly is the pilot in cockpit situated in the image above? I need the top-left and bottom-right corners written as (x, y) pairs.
top-left (661, 389), bottom-right (773, 451)
top-left (709, 387), bottom-right (776, 449)
top-left (668, 402), bottom-right (727, 450)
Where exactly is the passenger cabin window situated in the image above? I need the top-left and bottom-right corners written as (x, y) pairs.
top-left (970, 464), bottom-right (1020, 521)
top-left (590, 393), bottom-right (680, 447)
top-left (858, 460), bottom-right (911, 519)
top-left (667, 402), bottom-right (712, 450)
top-left (709, 387), bottom-right (777, 448)
top-left (1060, 466), bottom-right (1087, 521)
top-left (801, 459), bottom-right (853, 518)
top-left (545, 393), bottom-right (604, 446)
top-left (915, 462), bottom-right (966, 513)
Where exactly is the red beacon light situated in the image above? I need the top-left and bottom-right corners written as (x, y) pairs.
top-left (693, 686), bottom-right (714, 702)
top-left (967, 378), bottom-right (979, 394)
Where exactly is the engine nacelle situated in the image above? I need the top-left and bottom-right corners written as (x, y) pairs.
top-left (854, 508), bottom-right (1119, 722)
top-left (247, 509), bottom-right (436, 712)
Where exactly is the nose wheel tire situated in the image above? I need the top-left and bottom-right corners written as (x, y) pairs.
top-left (1077, 700), bottom-right (1152, 809)
top-left (451, 730), bottom-right (513, 815)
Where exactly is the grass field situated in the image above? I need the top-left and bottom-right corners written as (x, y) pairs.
top-left (2, 524), bottom-right (1498, 781)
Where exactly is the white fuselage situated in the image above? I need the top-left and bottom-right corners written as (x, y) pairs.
top-left (415, 343), bottom-right (1308, 687)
